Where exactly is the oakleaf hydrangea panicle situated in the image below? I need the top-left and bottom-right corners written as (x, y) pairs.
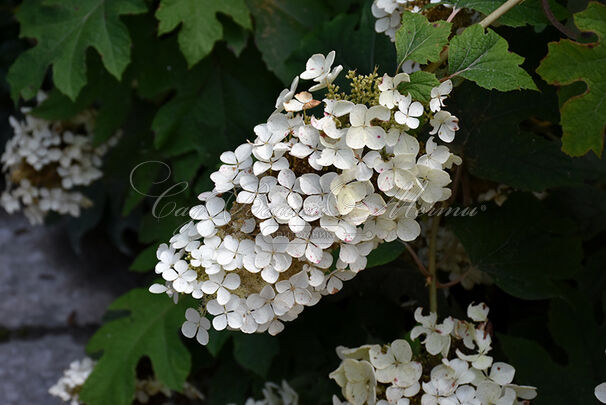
top-left (149, 51), bottom-right (462, 347)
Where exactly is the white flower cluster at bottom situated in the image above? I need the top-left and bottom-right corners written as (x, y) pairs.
top-left (48, 357), bottom-right (203, 405)
top-left (330, 303), bottom-right (537, 405)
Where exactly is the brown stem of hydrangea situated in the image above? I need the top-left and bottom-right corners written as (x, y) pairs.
top-left (404, 242), bottom-right (431, 278)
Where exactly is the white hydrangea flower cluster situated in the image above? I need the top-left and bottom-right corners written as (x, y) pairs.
top-left (239, 380), bottom-right (299, 405)
top-left (49, 357), bottom-right (203, 405)
top-left (149, 50), bottom-right (461, 347)
top-left (1, 93), bottom-right (119, 224)
top-left (330, 303), bottom-right (537, 405)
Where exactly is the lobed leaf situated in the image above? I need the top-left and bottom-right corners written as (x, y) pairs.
top-left (155, 0), bottom-right (251, 67)
top-left (537, 2), bottom-right (606, 157)
top-left (80, 289), bottom-right (192, 405)
top-left (7, 0), bottom-right (147, 101)
top-left (246, 0), bottom-right (332, 83)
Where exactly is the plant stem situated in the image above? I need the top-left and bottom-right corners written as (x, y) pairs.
top-left (446, 8), bottom-right (461, 23)
top-left (480, 0), bottom-right (526, 28)
top-left (404, 242), bottom-right (431, 277)
top-left (541, 0), bottom-right (580, 40)
top-left (428, 214), bottom-right (441, 313)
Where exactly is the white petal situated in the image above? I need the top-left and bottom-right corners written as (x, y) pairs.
top-left (490, 362), bottom-right (515, 385)
top-left (181, 321), bottom-right (198, 338)
top-left (206, 197), bottom-right (226, 217)
top-left (212, 314), bottom-right (228, 330)
top-left (349, 104), bottom-right (367, 127)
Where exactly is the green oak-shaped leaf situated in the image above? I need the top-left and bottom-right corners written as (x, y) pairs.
top-left (448, 24), bottom-right (537, 91)
top-left (246, 0), bottom-right (332, 84)
top-left (155, 0), bottom-right (251, 67)
top-left (398, 71), bottom-right (440, 103)
top-left (537, 2), bottom-right (606, 157)
top-left (395, 12), bottom-right (451, 65)
top-left (7, 0), bottom-right (147, 101)
top-left (79, 289), bottom-right (191, 405)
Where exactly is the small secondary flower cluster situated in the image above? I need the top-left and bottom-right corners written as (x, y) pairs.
top-left (150, 50), bottom-right (461, 347)
top-left (330, 303), bottom-right (537, 405)
top-left (372, 0), bottom-right (431, 41)
top-left (418, 223), bottom-right (492, 290)
top-left (49, 357), bottom-right (203, 405)
top-left (372, 0), bottom-right (482, 43)
top-left (0, 92), bottom-right (119, 224)
top-left (238, 381), bottom-right (299, 405)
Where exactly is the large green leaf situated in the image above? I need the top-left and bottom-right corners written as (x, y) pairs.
top-left (156, 0), bottom-right (251, 67)
top-left (289, 9), bottom-right (396, 77)
top-left (451, 84), bottom-right (606, 191)
top-left (395, 12), bottom-right (451, 65)
top-left (80, 289), bottom-right (192, 405)
top-left (448, 24), bottom-right (537, 91)
top-left (7, 0), bottom-right (147, 101)
top-left (150, 46), bottom-right (281, 157)
top-left (537, 2), bottom-right (606, 157)
top-left (449, 193), bottom-right (583, 299)
top-left (30, 55), bottom-right (131, 145)
top-left (246, 0), bottom-right (332, 83)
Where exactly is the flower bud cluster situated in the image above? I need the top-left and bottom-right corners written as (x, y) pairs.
top-left (149, 51), bottom-right (461, 347)
top-left (0, 93), bottom-right (119, 224)
top-left (330, 303), bottom-right (537, 405)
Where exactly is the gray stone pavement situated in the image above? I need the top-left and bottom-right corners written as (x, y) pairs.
top-left (0, 212), bottom-right (138, 404)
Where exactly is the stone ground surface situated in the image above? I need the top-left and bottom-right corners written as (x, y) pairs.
top-left (0, 211), bottom-right (139, 404)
